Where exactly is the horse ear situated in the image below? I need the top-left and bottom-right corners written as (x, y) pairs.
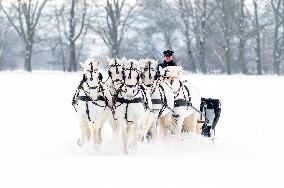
top-left (154, 72), bottom-right (159, 80)
top-left (122, 71), bottom-right (126, 80)
top-left (98, 72), bottom-right (103, 81)
top-left (83, 74), bottom-right (87, 82)
top-left (108, 70), bottom-right (112, 78)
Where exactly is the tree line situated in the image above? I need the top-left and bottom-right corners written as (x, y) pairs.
top-left (0, 0), bottom-right (283, 75)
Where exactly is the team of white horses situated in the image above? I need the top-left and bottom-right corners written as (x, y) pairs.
top-left (72, 57), bottom-right (205, 154)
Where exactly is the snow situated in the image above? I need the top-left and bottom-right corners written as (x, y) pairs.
top-left (0, 72), bottom-right (284, 188)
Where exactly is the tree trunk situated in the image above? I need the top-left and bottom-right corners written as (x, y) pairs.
top-left (69, 41), bottom-right (76, 72)
top-left (239, 0), bottom-right (247, 74)
top-left (24, 41), bottom-right (33, 72)
top-left (68, 0), bottom-right (76, 72)
top-left (222, 0), bottom-right (231, 74)
top-left (271, 0), bottom-right (281, 75)
top-left (273, 19), bottom-right (280, 75)
top-left (225, 43), bottom-right (231, 75)
top-left (199, 0), bottom-right (207, 74)
top-left (112, 42), bottom-right (120, 58)
top-left (253, 0), bottom-right (262, 75)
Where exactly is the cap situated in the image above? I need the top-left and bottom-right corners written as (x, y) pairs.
top-left (163, 50), bottom-right (174, 57)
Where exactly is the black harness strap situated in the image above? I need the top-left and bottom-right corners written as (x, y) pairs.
top-left (78, 96), bottom-right (92, 101)
top-left (157, 83), bottom-right (177, 118)
top-left (116, 96), bottom-right (144, 123)
top-left (116, 97), bottom-right (143, 104)
top-left (174, 99), bottom-right (188, 107)
top-left (157, 85), bottom-right (166, 118)
top-left (152, 99), bottom-right (162, 104)
top-left (140, 85), bottom-right (150, 110)
top-left (72, 76), bottom-right (85, 107)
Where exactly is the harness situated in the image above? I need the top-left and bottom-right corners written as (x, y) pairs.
top-left (113, 62), bottom-right (149, 123)
top-left (172, 80), bottom-right (191, 109)
top-left (72, 64), bottom-right (110, 122)
top-left (114, 86), bottom-right (145, 124)
top-left (169, 78), bottom-right (208, 122)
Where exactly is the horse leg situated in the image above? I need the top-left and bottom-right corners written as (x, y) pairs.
top-left (92, 126), bottom-right (102, 151)
top-left (109, 116), bottom-right (119, 137)
top-left (159, 116), bottom-right (169, 141)
top-left (122, 126), bottom-right (129, 155)
top-left (98, 128), bottom-right (102, 144)
top-left (88, 121), bottom-right (97, 145)
top-left (144, 113), bottom-right (154, 141)
top-left (151, 120), bottom-right (158, 142)
top-left (130, 124), bottom-right (138, 150)
top-left (86, 124), bottom-right (91, 142)
top-left (195, 111), bottom-right (203, 134)
top-left (175, 117), bottom-right (184, 141)
top-left (184, 115), bottom-right (195, 133)
top-left (192, 112), bottom-right (200, 134)
top-left (78, 120), bottom-right (88, 146)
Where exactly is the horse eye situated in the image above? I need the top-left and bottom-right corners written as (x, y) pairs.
top-left (144, 68), bottom-right (148, 71)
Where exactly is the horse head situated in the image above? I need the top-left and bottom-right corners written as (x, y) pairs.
top-left (122, 59), bottom-right (142, 97)
top-left (80, 58), bottom-right (102, 84)
top-left (163, 65), bottom-right (184, 92)
top-left (80, 58), bottom-right (104, 100)
top-left (140, 58), bottom-right (159, 85)
top-left (107, 57), bottom-right (125, 83)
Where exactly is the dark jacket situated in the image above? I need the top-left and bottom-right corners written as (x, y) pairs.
top-left (158, 60), bottom-right (177, 69)
top-left (156, 60), bottom-right (177, 77)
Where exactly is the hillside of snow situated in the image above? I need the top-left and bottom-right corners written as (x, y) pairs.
top-left (0, 72), bottom-right (283, 188)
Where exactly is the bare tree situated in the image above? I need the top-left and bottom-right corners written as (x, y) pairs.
top-left (198, 0), bottom-right (208, 74)
top-left (0, 11), bottom-right (8, 70)
top-left (0, 0), bottom-right (48, 72)
top-left (54, 5), bottom-right (67, 72)
top-left (174, 0), bottom-right (197, 73)
top-left (215, 0), bottom-right (237, 74)
top-left (238, 0), bottom-right (247, 74)
top-left (282, 0), bottom-right (284, 73)
top-left (141, 0), bottom-right (177, 54)
top-left (61, 0), bottom-right (87, 72)
top-left (270, 0), bottom-right (282, 75)
top-left (253, 0), bottom-right (262, 75)
top-left (94, 0), bottom-right (136, 58)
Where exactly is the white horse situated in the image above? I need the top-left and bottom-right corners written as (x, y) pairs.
top-left (140, 58), bottom-right (175, 141)
top-left (72, 58), bottom-right (114, 149)
top-left (162, 66), bottom-right (201, 140)
top-left (113, 59), bottom-right (151, 154)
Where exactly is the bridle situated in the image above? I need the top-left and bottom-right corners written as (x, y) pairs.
top-left (123, 62), bottom-right (140, 88)
top-left (107, 59), bottom-right (124, 88)
top-left (85, 61), bottom-right (99, 81)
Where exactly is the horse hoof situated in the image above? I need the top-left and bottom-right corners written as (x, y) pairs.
top-left (123, 149), bottom-right (129, 155)
top-left (129, 144), bottom-right (138, 151)
top-left (77, 139), bottom-right (83, 146)
top-left (93, 144), bottom-right (102, 151)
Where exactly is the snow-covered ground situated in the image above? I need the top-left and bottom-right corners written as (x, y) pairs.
top-left (0, 72), bottom-right (283, 188)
